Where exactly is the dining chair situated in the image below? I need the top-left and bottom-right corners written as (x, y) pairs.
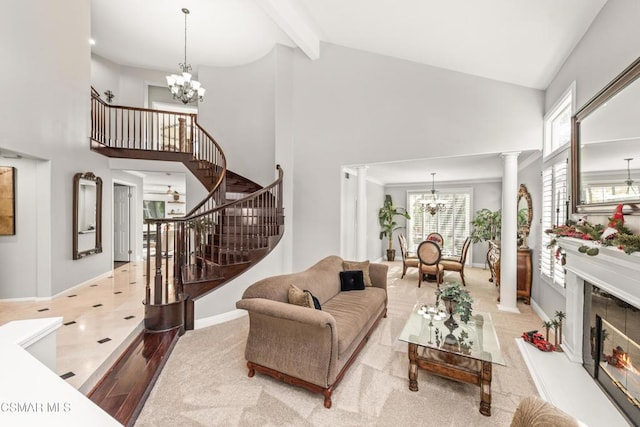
top-left (398, 234), bottom-right (419, 279)
top-left (417, 240), bottom-right (444, 288)
top-left (426, 232), bottom-right (444, 247)
top-left (441, 237), bottom-right (471, 286)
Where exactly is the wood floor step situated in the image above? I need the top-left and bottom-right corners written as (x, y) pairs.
top-left (87, 328), bottom-right (180, 427)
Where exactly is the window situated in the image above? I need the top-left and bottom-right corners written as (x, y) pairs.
top-left (407, 190), bottom-right (471, 259)
top-left (541, 83), bottom-right (574, 287)
top-left (543, 83), bottom-right (574, 158)
top-left (540, 157), bottom-right (568, 287)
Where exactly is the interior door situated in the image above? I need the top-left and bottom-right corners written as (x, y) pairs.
top-left (114, 184), bottom-right (130, 262)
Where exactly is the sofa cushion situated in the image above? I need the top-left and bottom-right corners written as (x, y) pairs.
top-left (342, 260), bottom-right (372, 286)
top-left (288, 284), bottom-right (314, 308)
top-left (339, 270), bottom-right (365, 291)
top-left (322, 287), bottom-right (386, 357)
top-left (244, 256), bottom-right (344, 305)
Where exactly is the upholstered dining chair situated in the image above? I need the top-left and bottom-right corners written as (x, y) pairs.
top-left (426, 232), bottom-right (444, 247)
top-left (441, 237), bottom-right (471, 286)
top-left (417, 240), bottom-right (444, 288)
top-left (398, 234), bottom-right (419, 279)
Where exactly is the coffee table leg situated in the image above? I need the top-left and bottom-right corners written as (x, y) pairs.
top-left (408, 343), bottom-right (419, 392)
top-left (479, 360), bottom-right (492, 416)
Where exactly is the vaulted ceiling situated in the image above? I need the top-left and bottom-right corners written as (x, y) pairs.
top-left (91, 0), bottom-right (606, 90)
top-left (91, 0), bottom-right (607, 185)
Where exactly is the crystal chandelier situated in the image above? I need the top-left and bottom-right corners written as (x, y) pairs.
top-left (166, 8), bottom-right (205, 104)
top-left (419, 173), bottom-right (446, 215)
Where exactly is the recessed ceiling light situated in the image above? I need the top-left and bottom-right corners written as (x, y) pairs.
top-left (89, 38), bottom-right (96, 46)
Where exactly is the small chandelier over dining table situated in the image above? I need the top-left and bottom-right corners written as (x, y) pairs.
top-left (419, 173), bottom-right (446, 215)
top-left (166, 8), bottom-right (205, 104)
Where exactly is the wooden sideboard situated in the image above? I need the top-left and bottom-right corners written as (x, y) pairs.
top-left (489, 243), bottom-right (532, 305)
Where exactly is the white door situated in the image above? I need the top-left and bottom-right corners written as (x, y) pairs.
top-left (114, 185), bottom-right (130, 262)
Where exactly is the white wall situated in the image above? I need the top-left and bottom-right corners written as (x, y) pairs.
top-left (0, 1), bottom-right (114, 298)
top-left (290, 43), bottom-right (543, 270)
top-left (197, 51), bottom-right (276, 187)
top-left (0, 159), bottom-right (38, 298)
top-left (538, 0), bottom-right (640, 319)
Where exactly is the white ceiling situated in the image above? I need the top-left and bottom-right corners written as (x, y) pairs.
top-left (91, 0), bottom-right (606, 185)
top-left (361, 150), bottom-right (540, 186)
top-left (91, 0), bottom-right (606, 90)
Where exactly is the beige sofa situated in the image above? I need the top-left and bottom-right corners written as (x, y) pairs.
top-left (235, 255), bottom-right (388, 408)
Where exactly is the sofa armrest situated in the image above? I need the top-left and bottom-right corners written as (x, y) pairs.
top-left (237, 298), bottom-right (336, 328)
top-left (236, 298), bottom-right (339, 387)
top-left (369, 263), bottom-right (388, 291)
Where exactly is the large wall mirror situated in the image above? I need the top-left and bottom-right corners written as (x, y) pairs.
top-left (571, 56), bottom-right (640, 214)
top-left (517, 184), bottom-right (533, 248)
top-left (73, 172), bottom-right (102, 259)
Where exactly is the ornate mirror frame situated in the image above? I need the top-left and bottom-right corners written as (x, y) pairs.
top-left (518, 184), bottom-right (533, 241)
top-left (73, 172), bottom-right (103, 260)
top-left (571, 57), bottom-right (640, 215)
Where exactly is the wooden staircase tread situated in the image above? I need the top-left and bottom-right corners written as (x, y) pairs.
top-left (87, 328), bottom-right (180, 427)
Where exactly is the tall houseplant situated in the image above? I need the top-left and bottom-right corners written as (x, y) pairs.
top-left (470, 208), bottom-right (501, 243)
top-left (379, 195), bottom-right (410, 261)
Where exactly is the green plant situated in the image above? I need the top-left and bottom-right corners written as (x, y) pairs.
top-left (378, 195), bottom-right (410, 251)
top-left (436, 282), bottom-right (474, 324)
top-left (542, 321), bottom-right (553, 342)
top-left (470, 208), bottom-right (501, 243)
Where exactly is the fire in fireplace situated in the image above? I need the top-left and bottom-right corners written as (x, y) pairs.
top-left (583, 283), bottom-right (640, 426)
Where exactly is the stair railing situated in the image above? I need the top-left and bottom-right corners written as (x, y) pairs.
top-left (90, 90), bottom-right (284, 327)
top-left (144, 166), bottom-right (284, 308)
top-left (91, 88), bottom-right (227, 210)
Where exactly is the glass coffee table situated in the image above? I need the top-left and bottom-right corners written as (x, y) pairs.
top-left (398, 310), bottom-right (505, 416)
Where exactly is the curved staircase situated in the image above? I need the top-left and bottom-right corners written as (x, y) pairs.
top-left (90, 88), bottom-right (284, 332)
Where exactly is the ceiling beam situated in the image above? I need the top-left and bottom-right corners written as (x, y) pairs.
top-left (254, 0), bottom-right (320, 60)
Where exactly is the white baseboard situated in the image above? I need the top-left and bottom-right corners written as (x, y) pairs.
top-left (1, 270), bottom-right (113, 302)
top-left (194, 309), bottom-right (247, 329)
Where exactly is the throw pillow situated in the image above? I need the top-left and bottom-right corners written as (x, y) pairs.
top-left (305, 290), bottom-right (322, 310)
top-left (343, 260), bottom-right (372, 286)
top-left (288, 284), bottom-right (313, 308)
top-left (339, 270), bottom-right (366, 291)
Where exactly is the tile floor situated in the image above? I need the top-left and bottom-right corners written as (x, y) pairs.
top-left (0, 261), bottom-right (148, 392)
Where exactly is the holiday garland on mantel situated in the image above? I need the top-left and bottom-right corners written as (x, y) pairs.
top-left (545, 204), bottom-right (640, 256)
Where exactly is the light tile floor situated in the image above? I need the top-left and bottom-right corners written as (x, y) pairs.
top-left (0, 261), bottom-right (147, 392)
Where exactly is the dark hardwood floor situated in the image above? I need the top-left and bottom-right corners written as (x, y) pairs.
top-left (87, 327), bottom-right (180, 426)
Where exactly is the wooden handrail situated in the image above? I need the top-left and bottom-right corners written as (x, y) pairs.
top-left (90, 89), bottom-right (285, 327)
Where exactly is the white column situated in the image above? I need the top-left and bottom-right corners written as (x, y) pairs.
top-left (498, 152), bottom-right (520, 313)
top-left (356, 166), bottom-right (368, 260)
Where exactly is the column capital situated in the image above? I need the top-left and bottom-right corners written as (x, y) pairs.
top-left (500, 151), bottom-right (521, 160)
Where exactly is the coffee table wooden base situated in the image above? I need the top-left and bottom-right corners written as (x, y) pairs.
top-left (407, 342), bottom-right (493, 416)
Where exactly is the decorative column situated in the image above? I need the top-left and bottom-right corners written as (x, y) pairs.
top-left (356, 166), bottom-right (368, 260)
top-left (498, 152), bottom-right (520, 313)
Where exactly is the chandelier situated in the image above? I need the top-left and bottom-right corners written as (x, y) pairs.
top-left (166, 8), bottom-right (205, 104)
top-left (419, 173), bottom-right (446, 215)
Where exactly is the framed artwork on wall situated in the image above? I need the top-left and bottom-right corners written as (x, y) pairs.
top-left (0, 166), bottom-right (16, 235)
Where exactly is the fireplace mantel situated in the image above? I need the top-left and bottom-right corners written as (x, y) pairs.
top-left (560, 237), bottom-right (640, 363)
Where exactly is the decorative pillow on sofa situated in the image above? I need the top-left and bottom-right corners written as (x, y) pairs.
top-left (288, 284), bottom-right (322, 310)
top-left (342, 260), bottom-right (372, 286)
top-left (339, 270), bottom-right (365, 291)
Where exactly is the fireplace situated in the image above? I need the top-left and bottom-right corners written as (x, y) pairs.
top-left (582, 283), bottom-right (640, 425)
top-left (556, 237), bottom-right (640, 425)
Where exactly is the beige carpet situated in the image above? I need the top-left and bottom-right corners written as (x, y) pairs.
top-left (135, 262), bottom-right (541, 426)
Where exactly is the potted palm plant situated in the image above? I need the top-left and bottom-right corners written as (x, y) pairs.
top-left (378, 195), bottom-right (410, 261)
